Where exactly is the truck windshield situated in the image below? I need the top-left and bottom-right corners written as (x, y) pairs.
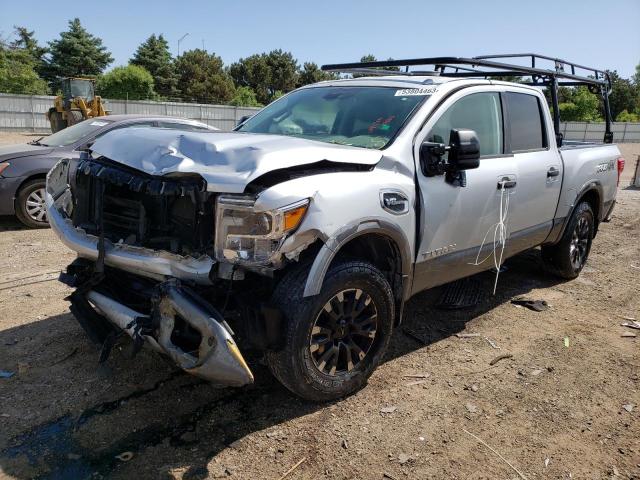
top-left (238, 86), bottom-right (428, 149)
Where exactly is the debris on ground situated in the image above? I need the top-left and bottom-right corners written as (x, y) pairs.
top-left (489, 354), bottom-right (513, 365)
top-left (622, 404), bottom-right (635, 413)
top-left (455, 333), bottom-right (481, 338)
top-left (465, 403), bottom-right (479, 413)
top-left (277, 457), bottom-right (306, 480)
top-left (398, 453), bottom-right (411, 465)
top-left (463, 429), bottom-right (529, 480)
top-left (380, 406), bottom-right (398, 414)
top-left (405, 379), bottom-right (428, 386)
top-left (621, 320), bottom-right (640, 330)
top-left (511, 298), bottom-right (549, 312)
top-left (0, 370), bottom-right (15, 379)
top-left (621, 332), bottom-right (637, 338)
top-left (485, 337), bottom-right (501, 349)
top-left (115, 451), bottom-right (134, 462)
top-left (564, 337), bottom-right (570, 348)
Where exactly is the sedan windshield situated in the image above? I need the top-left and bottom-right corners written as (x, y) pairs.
top-left (40, 118), bottom-right (112, 147)
top-left (238, 86), bottom-right (428, 149)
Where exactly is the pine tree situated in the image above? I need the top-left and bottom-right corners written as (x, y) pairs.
top-left (174, 49), bottom-right (235, 104)
top-left (10, 26), bottom-right (47, 68)
top-left (43, 18), bottom-right (113, 82)
top-left (130, 34), bottom-right (178, 99)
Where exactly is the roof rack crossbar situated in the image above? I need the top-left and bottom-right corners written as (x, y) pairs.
top-left (321, 53), bottom-right (613, 144)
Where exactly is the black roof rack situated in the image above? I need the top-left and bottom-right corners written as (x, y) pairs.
top-left (321, 54), bottom-right (613, 144)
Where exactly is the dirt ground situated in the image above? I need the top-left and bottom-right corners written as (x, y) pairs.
top-left (0, 132), bottom-right (638, 480)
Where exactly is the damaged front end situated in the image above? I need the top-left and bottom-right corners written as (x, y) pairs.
top-left (46, 156), bottom-right (265, 386)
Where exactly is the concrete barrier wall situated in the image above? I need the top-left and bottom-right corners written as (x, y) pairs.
top-left (0, 93), bottom-right (260, 133)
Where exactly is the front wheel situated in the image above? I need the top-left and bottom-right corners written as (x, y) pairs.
top-left (266, 260), bottom-right (395, 401)
top-left (15, 179), bottom-right (49, 228)
top-left (542, 201), bottom-right (594, 279)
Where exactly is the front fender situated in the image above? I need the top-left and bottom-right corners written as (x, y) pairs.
top-left (302, 217), bottom-right (413, 299)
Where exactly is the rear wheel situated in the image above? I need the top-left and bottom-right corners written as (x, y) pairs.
top-left (15, 179), bottom-right (48, 228)
top-left (66, 110), bottom-right (83, 127)
top-left (266, 260), bottom-right (394, 401)
top-left (542, 201), bottom-right (594, 279)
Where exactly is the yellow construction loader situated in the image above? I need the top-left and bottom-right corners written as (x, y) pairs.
top-left (46, 77), bottom-right (108, 132)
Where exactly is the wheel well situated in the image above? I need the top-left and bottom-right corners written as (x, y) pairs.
top-left (330, 233), bottom-right (405, 322)
top-left (578, 189), bottom-right (601, 234)
top-left (14, 174), bottom-right (46, 204)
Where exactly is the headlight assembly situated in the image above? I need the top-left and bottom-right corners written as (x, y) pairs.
top-left (215, 196), bottom-right (309, 266)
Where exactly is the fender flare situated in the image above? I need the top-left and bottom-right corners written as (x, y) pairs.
top-left (302, 217), bottom-right (413, 299)
top-left (546, 181), bottom-right (604, 244)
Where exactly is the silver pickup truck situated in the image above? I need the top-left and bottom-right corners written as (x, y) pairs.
top-left (46, 54), bottom-right (625, 401)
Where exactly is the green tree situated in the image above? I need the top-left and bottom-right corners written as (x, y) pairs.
top-left (229, 50), bottom-right (299, 104)
top-left (10, 26), bottom-right (47, 73)
top-left (96, 65), bottom-right (155, 100)
top-left (0, 45), bottom-right (48, 94)
top-left (558, 86), bottom-right (601, 122)
top-left (44, 18), bottom-right (113, 82)
top-left (607, 70), bottom-right (639, 120)
top-left (297, 62), bottom-right (336, 87)
top-left (352, 55), bottom-right (400, 78)
top-left (616, 109), bottom-right (640, 122)
top-left (229, 86), bottom-right (261, 107)
top-left (174, 49), bottom-right (235, 103)
top-left (130, 34), bottom-right (178, 99)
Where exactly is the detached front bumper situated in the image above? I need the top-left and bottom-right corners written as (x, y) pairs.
top-left (63, 264), bottom-right (254, 387)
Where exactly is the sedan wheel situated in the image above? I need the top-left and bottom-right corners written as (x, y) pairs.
top-left (15, 179), bottom-right (49, 228)
top-left (25, 187), bottom-right (48, 223)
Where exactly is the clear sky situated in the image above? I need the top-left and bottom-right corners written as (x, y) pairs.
top-left (1, 0), bottom-right (639, 78)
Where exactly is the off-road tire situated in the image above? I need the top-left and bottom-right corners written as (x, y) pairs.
top-left (15, 178), bottom-right (49, 228)
top-left (66, 110), bottom-right (83, 127)
top-left (542, 201), bottom-right (594, 279)
top-left (266, 260), bottom-right (394, 402)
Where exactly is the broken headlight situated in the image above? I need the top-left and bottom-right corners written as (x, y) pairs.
top-left (215, 196), bottom-right (309, 266)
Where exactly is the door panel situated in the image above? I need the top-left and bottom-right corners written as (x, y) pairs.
top-left (503, 91), bottom-right (562, 245)
top-left (412, 88), bottom-right (518, 294)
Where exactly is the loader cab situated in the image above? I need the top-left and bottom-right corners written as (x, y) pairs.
top-left (61, 78), bottom-right (95, 105)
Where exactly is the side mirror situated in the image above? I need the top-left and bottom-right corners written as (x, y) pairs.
top-left (419, 128), bottom-right (480, 178)
top-left (447, 128), bottom-right (480, 171)
top-left (236, 115), bottom-right (252, 128)
top-left (77, 141), bottom-right (94, 152)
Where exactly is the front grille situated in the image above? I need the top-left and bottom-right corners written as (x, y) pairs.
top-left (72, 156), bottom-right (215, 256)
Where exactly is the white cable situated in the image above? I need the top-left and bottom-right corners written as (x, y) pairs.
top-left (468, 179), bottom-right (510, 294)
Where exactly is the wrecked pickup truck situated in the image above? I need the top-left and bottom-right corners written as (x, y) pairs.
top-left (47, 54), bottom-right (624, 401)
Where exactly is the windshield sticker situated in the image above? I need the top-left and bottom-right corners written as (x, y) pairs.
top-left (394, 86), bottom-right (438, 96)
top-left (90, 121), bottom-right (109, 126)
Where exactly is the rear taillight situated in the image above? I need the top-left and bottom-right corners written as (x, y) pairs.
top-left (617, 157), bottom-right (625, 186)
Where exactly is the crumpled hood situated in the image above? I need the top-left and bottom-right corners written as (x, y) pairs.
top-left (0, 143), bottom-right (54, 162)
top-left (89, 127), bottom-right (382, 193)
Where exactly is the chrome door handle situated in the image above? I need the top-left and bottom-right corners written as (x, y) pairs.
top-left (547, 167), bottom-right (560, 178)
top-left (497, 179), bottom-right (517, 189)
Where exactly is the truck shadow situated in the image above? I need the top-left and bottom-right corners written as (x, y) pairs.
top-left (0, 249), bottom-right (564, 479)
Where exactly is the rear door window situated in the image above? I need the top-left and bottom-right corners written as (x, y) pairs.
top-left (505, 92), bottom-right (547, 152)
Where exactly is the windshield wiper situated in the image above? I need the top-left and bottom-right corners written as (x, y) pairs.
top-left (28, 137), bottom-right (46, 146)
